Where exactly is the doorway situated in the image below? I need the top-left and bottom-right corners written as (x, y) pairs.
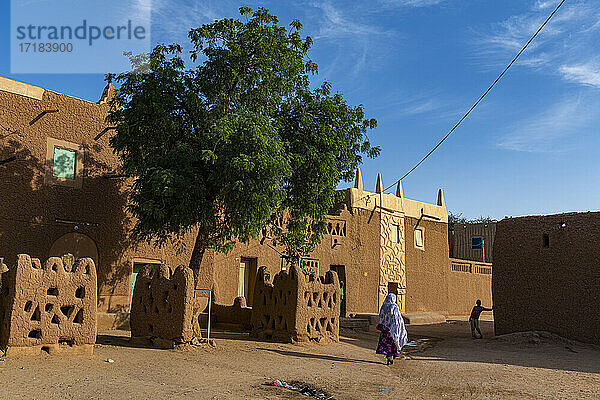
top-left (238, 257), bottom-right (258, 306)
top-left (330, 265), bottom-right (347, 317)
top-left (387, 282), bottom-right (399, 304)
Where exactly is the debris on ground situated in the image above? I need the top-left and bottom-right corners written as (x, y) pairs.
top-left (105, 359), bottom-right (114, 363)
top-left (264, 379), bottom-right (334, 399)
top-left (190, 337), bottom-right (217, 348)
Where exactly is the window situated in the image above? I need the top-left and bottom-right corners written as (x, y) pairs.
top-left (471, 237), bottom-right (483, 249)
top-left (45, 137), bottom-right (83, 188)
top-left (391, 224), bottom-right (401, 243)
top-left (414, 229), bottom-right (424, 249)
top-left (52, 147), bottom-right (76, 179)
top-left (542, 234), bottom-right (549, 248)
top-left (391, 224), bottom-right (398, 243)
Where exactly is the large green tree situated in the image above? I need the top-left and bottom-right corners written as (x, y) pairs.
top-left (107, 7), bottom-right (379, 274)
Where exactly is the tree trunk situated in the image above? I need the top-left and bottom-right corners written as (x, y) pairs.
top-left (189, 229), bottom-right (207, 281)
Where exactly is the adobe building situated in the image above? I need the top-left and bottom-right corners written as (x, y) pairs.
top-left (0, 77), bottom-right (492, 324)
top-left (211, 170), bottom-right (493, 317)
top-left (0, 76), bottom-right (197, 326)
top-left (493, 212), bottom-right (600, 344)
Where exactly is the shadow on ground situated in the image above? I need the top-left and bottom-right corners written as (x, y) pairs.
top-left (257, 347), bottom-right (383, 366)
top-left (341, 320), bottom-right (600, 374)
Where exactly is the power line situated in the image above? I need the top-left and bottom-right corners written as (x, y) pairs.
top-left (380, 0), bottom-right (568, 194)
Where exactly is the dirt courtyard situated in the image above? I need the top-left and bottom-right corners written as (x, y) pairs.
top-left (1, 319), bottom-right (599, 399)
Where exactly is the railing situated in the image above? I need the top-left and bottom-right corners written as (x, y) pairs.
top-left (450, 258), bottom-right (492, 275)
top-left (451, 261), bottom-right (471, 273)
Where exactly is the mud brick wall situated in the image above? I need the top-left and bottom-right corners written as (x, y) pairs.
top-left (212, 297), bottom-right (252, 330)
top-left (0, 254), bottom-right (97, 355)
top-left (251, 265), bottom-right (341, 343)
top-left (130, 264), bottom-right (200, 343)
top-left (493, 213), bottom-right (600, 344)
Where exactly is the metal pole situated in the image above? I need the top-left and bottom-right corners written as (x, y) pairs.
top-left (482, 238), bottom-right (486, 263)
top-left (207, 290), bottom-right (212, 341)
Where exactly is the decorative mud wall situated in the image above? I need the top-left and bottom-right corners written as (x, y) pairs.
top-left (212, 296), bottom-right (252, 330)
top-left (0, 254), bottom-right (97, 355)
top-left (251, 265), bottom-right (341, 343)
top-left (379, 211), bottom-right (406, 311)
top-left (493, 213), bottom-right (600, 345)
top-left (130, 264), bottom-right (200, 344)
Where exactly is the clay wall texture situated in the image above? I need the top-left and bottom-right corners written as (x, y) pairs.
top-left (211, 297), bottom-right (252, 330)
top-left (0, 254), bottom-right (97, 355)
top-left (379, 211), bottom-right (406, 311)
top-left (130, 264), bottom-right (199, 343)
top-left (251, 265), bottom-right (340, 342)
top-left (403, 218), bottom-right (492, 316)
top-left (404, 216), bottom-right (450, 314)
top-left (493, 213), bottom-right (600, 344)
top-left (447, 258), bottom-right (492, 315)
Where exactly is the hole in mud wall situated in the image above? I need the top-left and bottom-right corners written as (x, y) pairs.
top-left (73, 309), bottom-right (83, 324)
top-left (60, 305), bottom-right (74, 319)
top-left (58, 337), bottom-right (74, 347)
top-left (24, 301), bottom-right (33, 312)
top-left (148, 324), bottom-right (154, 333)
top-left (28, 329), bottom-right (42, 339)
top-left (173, 284), bottom-right (178, 292)
top-left (163, 291), bottom-right (169, 302)
top-left (85, 265), bottom-right (91, 275)
top-left (31, 306), bottom-right (41, 321)
top-left (75, 287), bottom-right (85, 299)
top-left (41, 346), bottom-right (50, 354)
top-left (45, 304), bottom-right (53, 313)
top-left (47, 287), bottom-right (59, 296)
top-left (51, 263), bottom-right (58, 272)
top-left (167, 304), bottom-right (173, 314)
top-left (51, 314), bottom-right (60, 325)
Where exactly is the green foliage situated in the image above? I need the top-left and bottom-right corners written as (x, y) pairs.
top-left (448, 211), bottom-right (496, 231)
top-left (107, 7), bottom-right (379, 266)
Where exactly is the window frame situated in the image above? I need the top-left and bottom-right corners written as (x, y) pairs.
top-left (45, 137), bottom-right (84, 188)
top-left (414, 228), bottom-right (425, 250)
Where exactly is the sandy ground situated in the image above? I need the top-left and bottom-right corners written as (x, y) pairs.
top-left (1, 319), bottom-right (599, 399)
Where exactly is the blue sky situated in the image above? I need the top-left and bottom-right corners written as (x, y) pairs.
top-left (2, 0), bottom-right (599, 219)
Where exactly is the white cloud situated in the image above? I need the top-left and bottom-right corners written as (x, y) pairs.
top-left (475, 0), bottom-right (600, 84)
top-left (559, 63), bottom-right (600, 88)
top-left (312, 2), bottom-right (393, 38)
top-left (534, 0), bottom-right (560, 10)
top-left (380, 0), bottom-right (446, 7)
top-left (151, 0), bottom-right (235, 44)
top-left (310, 1), bottom-right (398, 77)
top-left (497, 96), bottom-right (596, 152)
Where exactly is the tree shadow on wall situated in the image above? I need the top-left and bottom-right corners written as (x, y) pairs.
top-left (0, 139), bottom-right (134, 312)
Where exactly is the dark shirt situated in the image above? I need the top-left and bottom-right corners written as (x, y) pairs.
top-left (470, 305), bottom-right (491, 319)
